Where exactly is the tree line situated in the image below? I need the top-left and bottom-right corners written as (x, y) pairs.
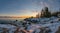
top-left (36, 7), bottom-right (60, 18)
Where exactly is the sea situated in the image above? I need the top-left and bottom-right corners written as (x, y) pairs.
top-left (0, 18), bottom-right (25, 24)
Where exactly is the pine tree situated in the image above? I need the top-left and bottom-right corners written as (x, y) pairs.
top-left (40, 7), bottom-right (51, 18)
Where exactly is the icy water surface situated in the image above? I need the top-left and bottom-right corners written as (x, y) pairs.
top-left (0, 18), bottom-right (25, 24)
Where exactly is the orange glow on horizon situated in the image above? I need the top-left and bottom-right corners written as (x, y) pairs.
top-left (9, 15), bottom-right (34, 18)
top-left (0, 11), bottom-right (39, 18)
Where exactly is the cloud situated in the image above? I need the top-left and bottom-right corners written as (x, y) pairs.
top-left (32, 0), bottom-right (50, 7)
top-left (39, 1), bottom-right (50, 7)
top-left (48, 0), bottom-right (60, 3)
top-left (17, 9), bottom-right (37, 14)
top-left (17, 9), bottom-right (38, 17)
top-left (17, 9), bottom-right (31, 13)
top-left (48, 0), bottom-right (55, 3)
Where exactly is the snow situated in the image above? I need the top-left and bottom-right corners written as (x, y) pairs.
top-left (0, 17), bottom-right (60, 33)
top-left (26, 17), bottom-right (60, 33)
top-left (0, 24), bottom-right (16, 28)
top-left (0, 24), bottom-right (17, 33)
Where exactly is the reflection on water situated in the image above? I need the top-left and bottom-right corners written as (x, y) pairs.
top-left (0, 18), bottom-right (25, 20)
top-left (0, 18), bottom-right (25, 24)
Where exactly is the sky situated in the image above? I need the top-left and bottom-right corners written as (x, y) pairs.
top-left (0, 0), bottom-right (60, 17)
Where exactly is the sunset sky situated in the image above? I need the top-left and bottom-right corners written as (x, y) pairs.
top-left (0, 0), bottom-right (60, 17)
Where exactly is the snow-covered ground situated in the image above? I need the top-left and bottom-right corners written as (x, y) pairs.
top-left (0, 24), bottom-right (17, 33)
top-left (0, 16), bottom-right (60, 33)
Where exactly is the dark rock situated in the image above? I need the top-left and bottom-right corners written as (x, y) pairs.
top-left (55, 26), bottom-right (60, 33)
top-left (58, 18), bottom-right (60, 21)
top-left (50, 21), bottom-right (53, 23)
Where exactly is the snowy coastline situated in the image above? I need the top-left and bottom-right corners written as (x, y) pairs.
top-left (0, 17), bottom-right (60, 33)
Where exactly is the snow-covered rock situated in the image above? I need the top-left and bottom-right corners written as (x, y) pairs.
top-left (0, 24), bottom-right (17, 33)
top-left (0, 17), bottom-right (60, 33)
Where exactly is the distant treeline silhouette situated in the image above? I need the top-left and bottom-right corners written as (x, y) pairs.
top-left (36, 7), bottom-right (60, 18)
